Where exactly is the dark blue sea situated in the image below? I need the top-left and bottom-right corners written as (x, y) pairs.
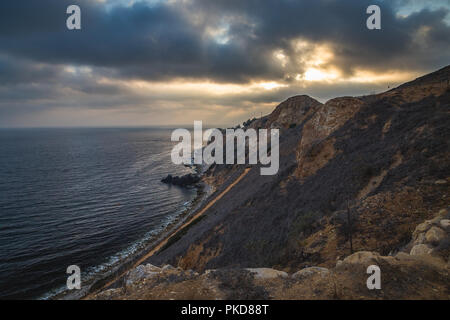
top-left (0, 127), bottom-right (197, 299)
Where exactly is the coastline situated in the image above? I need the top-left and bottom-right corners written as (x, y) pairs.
top-left (52, 172), bottom-right (213, 300)
top-left (82, 167), bottom-right (252, 300)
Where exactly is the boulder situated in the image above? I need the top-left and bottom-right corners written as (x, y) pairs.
top-left (342, 251), bottom-right (380, 265)
top-left (245, 268), bottom-right (288, 279)
top-left (414, 221), bottom-right (432, 235)
top-left (439, 219), bottom-right (450, 229)
top-left (394, 252), bottom-right (412, 261)
top-left (425, 227), bottom-right (446, 245)
top-left (410, 244), bottom-right (433, 256)
top-left (126, 264), bottom-right (161, 286)
top-left (94, 288), bottom-right (123, 300)
top-left (292, 267), bottom-right (330, 279)
top-left (161, 173), bottom-right (200, 187)
top-left (413, 233), bottom-right (426, 245)
top-left (162, 264), bottom-right (175, 271)
top-left (429, 215), bottom-right (443, 225)
top-left (144, 263), bottom-right (162, 272)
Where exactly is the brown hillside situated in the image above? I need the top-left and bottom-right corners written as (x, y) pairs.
top-left (88, 66), bottom-right (450, 300)
top-left (149, 65), bottom-right (450, 273)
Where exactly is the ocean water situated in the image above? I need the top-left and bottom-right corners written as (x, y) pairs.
top-left (0, 127), bottom-right (197, 299)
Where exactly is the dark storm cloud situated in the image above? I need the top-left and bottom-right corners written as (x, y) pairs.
top-left (0, 0), bottom-right (449, 127)
top-left (191, 0), bottom-right (450, 74)
top-left (0, 0), bottom-right (448, 84)
top-left (0, 0), bottom-right (280, 83)
top-left (0, 54), bottom-right (69, 86)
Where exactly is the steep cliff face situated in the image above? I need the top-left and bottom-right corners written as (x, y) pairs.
top-left (147, 66), bottom-right (450, 279)
top-left (295, 96), bottom-right (364, 179)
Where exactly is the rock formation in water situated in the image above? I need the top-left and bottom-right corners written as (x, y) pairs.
top-left (161, 173), bottom-right (201, 187)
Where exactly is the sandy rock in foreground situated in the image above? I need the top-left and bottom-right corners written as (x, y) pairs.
top-left (89, 249), bottom-right (449, 300)
top-left (292, 267), bottom-right (330, 279)
top-left (410, 244), bottom-right (433, 256)
top-left (245, 268), bottom-right (288, 279)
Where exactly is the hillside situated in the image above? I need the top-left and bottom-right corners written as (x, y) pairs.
top-left (89, 65), bottom-right (450, 299)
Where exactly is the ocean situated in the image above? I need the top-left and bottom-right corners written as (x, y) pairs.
top-left (0, 127), bottom-right (197, 299)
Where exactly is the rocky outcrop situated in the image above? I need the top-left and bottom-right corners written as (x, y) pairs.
top-left (90, 244), bottom-right (449, 300)
top-left (161, 173), bottom-right (200, 187)
top-left (245, 268), bottom-right (288, 279)
top-left (125, 264), bottom-right (162, 287)
top-left (90, 208), bottom-right (450, 300)
top-left (292, 267), bottom-right (330, 279)
top-left (295, 97), bottom-right (364, 179)
top-left (410, 244), bottom-right (433, 256)
top-left (406, 209), bottom-right (450, 261)
top-left (263, 95), bottom-right (322, 129)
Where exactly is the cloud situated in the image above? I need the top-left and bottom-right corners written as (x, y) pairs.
top-left (0, 0), bottom-right (448, 126)
top-left (1, 0), bottom-right (448, 81)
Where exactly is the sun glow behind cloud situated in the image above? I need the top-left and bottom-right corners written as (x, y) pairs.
top-left (59, 31), bottom-right (421, 126)
top-left (303, 68), bottom-right (339, 81)
top-left (0, 0), bottom-right (448, 127)
top-left (108, 78), bottom-right (288, 95)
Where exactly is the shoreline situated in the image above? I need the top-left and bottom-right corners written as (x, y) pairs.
top-left (82, 167), bottom-right (251, 299)
top-left (53, 176), bottom-right (213, 300)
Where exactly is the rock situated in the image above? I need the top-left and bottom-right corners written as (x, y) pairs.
top-left (245, 268), bottom-right (288, 279)
top-left (434, 179), bottom-right (447, 185)
top-left (429, 216), bottom-right (442, 224)
top-left (144, 263), bottom-right (162, 272)
top-left (186, 269), bottom-right (199, 276)
top-left (439, 219), bottom-right (450, 229)
top-left (126, 264), bottom-right (161, 286)
top-left (394, 252), bottom-right (412, 261)
top-left (413, 233), bottom-right (426, 245)
top-left (425, 227), bottom-right (446, 245)
top-left (292, 267), bottom-right (330, 279)
top-left (410, 244), bottom-right (433, 255)
top-left (342, 251), bottom-right (380, 265)
top-left (438, 209), bottom-right (448, 217)
top-left (161, 174), bottom-right (173, 183)
top-left (162, 264), bottom-right (175, 271)
top-left (202, 269), bottom-right (218, 279)
top-left (95, 288), bottom-right (122, 300)
top-left (414, 221), bottom-right (432, 234)
top-left (161, 173), bottom-right (200, 187)
top-left (265, 95), bottom-right (322, 129)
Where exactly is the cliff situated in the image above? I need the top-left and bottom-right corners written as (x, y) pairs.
top-left (90, 65), bottom-right (450, 299)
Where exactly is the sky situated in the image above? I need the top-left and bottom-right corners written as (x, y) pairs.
top-left (0, 0), bottom-right (449, 127)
